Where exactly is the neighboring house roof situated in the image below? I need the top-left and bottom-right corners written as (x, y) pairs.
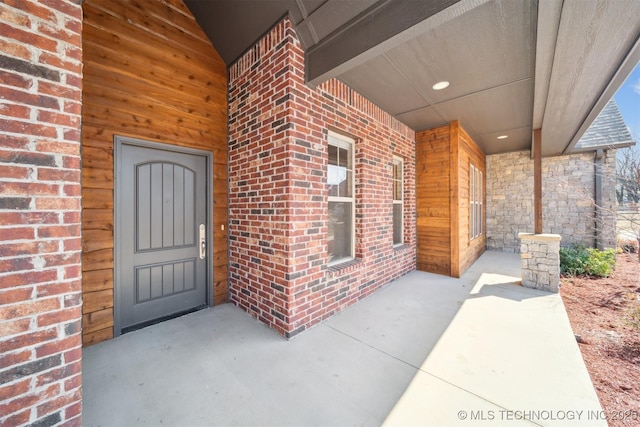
top-left (573, 99), bottom-right (635, 152)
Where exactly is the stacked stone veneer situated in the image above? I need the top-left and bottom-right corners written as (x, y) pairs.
top-left (595, 149), bottom-right (618, 249)
top-left (486, 151), bottom-right (534, 252)
top-left (519, 233), bottom-right (561, 292)
top-left (0, 1), bottom-right (83, 425)
top-left (228, 18), bottom-right (416, 338)
top-left (542, 152), bottom-right (596, 244)
top-left (487, 150), bottom-right (617, 252)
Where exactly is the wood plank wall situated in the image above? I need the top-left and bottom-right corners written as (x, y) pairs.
top-left (416, 126), bottom-right (451, 275)
top-left (416, 121), bottom-right (485, 278)
top-left (81, 0), bottom-right (228, 345)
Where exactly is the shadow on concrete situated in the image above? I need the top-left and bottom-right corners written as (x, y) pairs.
top-left (82, 251), bottom-right (604, 426)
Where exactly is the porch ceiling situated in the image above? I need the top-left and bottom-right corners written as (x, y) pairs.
top-left (185, 0), bottom-right (640, 157)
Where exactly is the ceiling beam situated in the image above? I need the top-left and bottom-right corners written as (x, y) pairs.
top-left (305, 0), bottom-right (489, 87)
top-left (293, 0), bottom-right (379, 50)
top-left (532, 0), bottom-right (562, 130)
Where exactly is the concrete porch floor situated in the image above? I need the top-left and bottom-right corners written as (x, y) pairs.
top-left (83, 251), bottom-right (605, 426)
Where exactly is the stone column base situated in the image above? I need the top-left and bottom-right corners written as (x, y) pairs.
top-left (518, 233), bottom-right (562, 292)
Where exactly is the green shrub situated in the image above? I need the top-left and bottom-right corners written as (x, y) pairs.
top-left (559, 244), bottom-right (588, 276)
top-left (585, 247), bottom-right (617, 277)
top-left (559, 244), bottom-right (616, 277)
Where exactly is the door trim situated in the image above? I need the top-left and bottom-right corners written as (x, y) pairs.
top-left (113, 135), bottom-right (213, 336)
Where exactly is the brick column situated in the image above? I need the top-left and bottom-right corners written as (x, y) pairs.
top-left (0, 1), bottom-right (83, 425)
top-left (518, 233), bottom-right (562, 292)
top-left (228, 18), bottom-right (416, 338)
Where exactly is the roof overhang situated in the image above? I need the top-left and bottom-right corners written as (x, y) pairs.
top-left (186, 0), bottom-right (640, 157)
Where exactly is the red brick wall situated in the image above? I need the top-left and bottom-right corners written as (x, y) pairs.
top-left (228, 18), bottom-right (416, 337)
top-left (0, 1), bottom-right (83, 425)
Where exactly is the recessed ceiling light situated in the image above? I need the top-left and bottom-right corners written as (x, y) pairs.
top-left (432, 81), bottom-right (449, 90)
top-left (497, 135), bottom-right (509, 140)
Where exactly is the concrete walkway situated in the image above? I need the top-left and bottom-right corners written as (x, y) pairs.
top-left (83, 251), bottom-right (605, 426)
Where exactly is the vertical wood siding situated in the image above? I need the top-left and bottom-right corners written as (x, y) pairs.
top-left (81, 0), bottom-right (227, 345)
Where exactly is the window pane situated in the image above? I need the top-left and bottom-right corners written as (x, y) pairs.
top-left (329, 144), bottom-right (338, 166)
top-left (393, 203), bottom-right (402, 245)
top-left (328, 164), bottom-right (344, 197)
top-left (329, 201), bottom-right (352, 261)
top-left (469, 165), bottom-right (483, 239)
top-left (328, 145), bottom-right (339, 197)
top-left (479, 169), bottom-right (482, 236)
top-left (338, 147), bottom-right (350, 168)
top-left (478, 171), bottom-right (483, 235)
top-left (477, 202), bottom-right (481, 235)
top-left (328, 142), bottom-right (352, 198)
top-left (470, 165), bottom-right (475, 238)
top-left (475, 168), bottom-right (480, 213)
top-left (327, 166), bottom-right (351, 198)
top-left (471, 204), bottom-right (475, 239)
top-left (393, 159), bottom-right (402, 201)
top-left (339, 169), bottom-right (352, 198)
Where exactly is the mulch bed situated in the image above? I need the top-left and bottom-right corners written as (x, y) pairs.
top-left (560, 253), bottom-right (640, 426)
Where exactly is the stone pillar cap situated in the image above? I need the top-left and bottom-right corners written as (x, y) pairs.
top-left (518, 232), bottom-right (562, 242)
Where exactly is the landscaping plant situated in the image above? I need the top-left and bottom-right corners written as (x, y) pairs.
top-left (559, 243), bottom-right (616, 277)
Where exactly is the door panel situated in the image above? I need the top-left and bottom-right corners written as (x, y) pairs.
top-left (116, 139), bottom-right (208, 334)
top-left (135, 162), bottom-right (196, 251)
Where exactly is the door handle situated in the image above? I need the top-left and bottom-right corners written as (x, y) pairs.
top-left (199, 224), bottom-right (206, 259)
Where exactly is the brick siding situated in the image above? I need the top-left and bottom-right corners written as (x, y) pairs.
top-left (228, 18), bottom-right (416, 338)
top-left (486, 150), bottom-right (617, 252)
top-left (0, 1), bottom-right (83, 425)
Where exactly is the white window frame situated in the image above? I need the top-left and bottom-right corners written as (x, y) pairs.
top-left (328, 131), bottom-right (355, 266)
top-left (392, 156), bottom-right (404, 246)
top-left (470, 164), bottom-right (483, 240)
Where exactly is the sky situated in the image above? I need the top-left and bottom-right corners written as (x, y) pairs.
top-left (614, 61), bottom-right (640, 142)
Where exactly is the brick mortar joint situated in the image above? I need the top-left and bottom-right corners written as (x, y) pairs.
top-left (227, 18), bottom-right (414, 142)
top-left (229, 19), bottom-right (293, 78)
top-left (316, 85), bottom-right (414, 141)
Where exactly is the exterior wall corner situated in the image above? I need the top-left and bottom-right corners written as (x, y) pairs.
top-left (227, 17), bottom-right (416, 336)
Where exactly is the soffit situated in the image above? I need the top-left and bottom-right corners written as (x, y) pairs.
top-left (338, 0), bottom-right (534, 155)
top-left (186, 0), bottom-right (640, 157)
top-left (538, 0), bottom-right (640, 156)
top-left (183, 0), bottom-right (377, 65)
